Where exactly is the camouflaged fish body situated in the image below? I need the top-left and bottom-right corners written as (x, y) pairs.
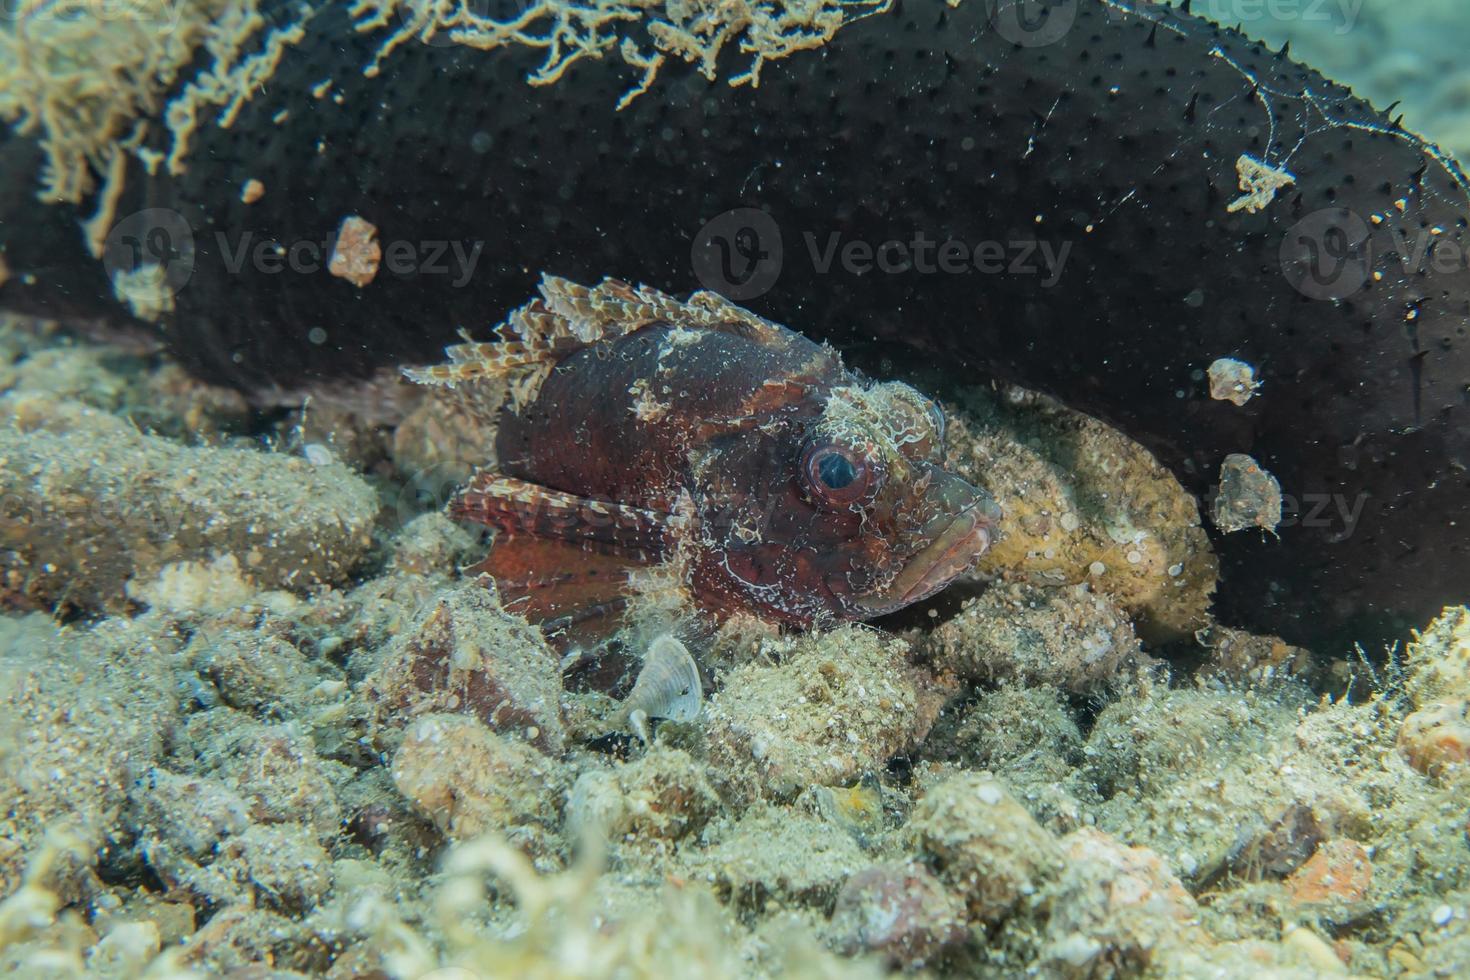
top-left (406, 275), bottom-right (998, 639)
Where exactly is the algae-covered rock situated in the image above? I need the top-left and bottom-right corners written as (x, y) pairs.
top-left (1039, 828), bottom-right (1209, 976)
top-left (904, 772), bottom-right (1063, 923)
top-left (390, 714), bottom-right (565, 851)
top-left (925, 581), bottom-right (1143, 692)
top-left (1398, 608), bottom-right (1470, 779)
top-left (828, 859), bottom-right (968, 969)
top-left (0, 395), bottom-right (376, 613)
top-left (946, 387), bottom-right (1216, 641)
top-left (1405, 606), bottom-right (1470, 707)
top-left (565, 747), bottom-right (722, 848)
top-left (0, 618), bottom-right (177, 899)
top-left (704, 626), bottom-right (920, 803)
top-left (686, 804), bottom-right (868, 915)
top-left (926, 686), bottom-right (1089, 831)
top-left (366, 584), bottom-right (567, 753)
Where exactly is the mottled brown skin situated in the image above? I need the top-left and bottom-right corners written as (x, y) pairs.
top-left (428, 279), bottom-right (998, 637)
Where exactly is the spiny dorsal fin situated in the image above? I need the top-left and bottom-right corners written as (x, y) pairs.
top-left (402, 274), bottom-right (792, 406)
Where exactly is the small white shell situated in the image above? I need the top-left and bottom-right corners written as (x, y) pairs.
top-left (619, 634), bottom-right (702, 741)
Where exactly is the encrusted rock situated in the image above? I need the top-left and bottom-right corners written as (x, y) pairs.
top-left (686, 805), bottom-right (868, 914)
top-left (1398, 700), bottom-right (1470, 778)
top-left (0, 618), bottom-right (177, 897)
top-left (565, 748), bottom-right (721, 848)
top-left (391, 714), bottom-right (564, 849)
top-left (189, 627), bottom-right (332, 716)
top-left (180, 711), bottom-right (348, 845)
top-left (619, 746), bottom-right (720, 842)
top-left (366, 585), bottom-right (567, 754)
top-left (0, 395), bottom-right (376, 613)
top-left (904, 773), bottom-right (1063, 922)
top-left (388, 511), bottom-right (479, 577)
top-left (925, 582), bottom-right (1143, 692)
top-left (1041, 828), bottom-right (1209, 976)
top-left (1286, 839), bottom-right (1374, 905)
top-left (828, 860), bottom-right (968, 969)
top-left (131, 769), bottom-right (251, 861)
top-left (946, 389), bottom-right (1216, 640)
top-left (925, 686), bottom-right (1087, 831)
top-left (1405, 606), bottom-right (1470, 706)
top-left (704, 626), bottom-right (919, 802)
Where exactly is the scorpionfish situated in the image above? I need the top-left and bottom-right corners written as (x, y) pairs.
top-left (406, 275), bottom-right (999, 643)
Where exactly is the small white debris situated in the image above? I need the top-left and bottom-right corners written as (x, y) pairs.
top-left (1432, 904), bottom-right (1454, 927)
top-left (1207, 357), bottom-right (1262, 406)
top-left (1227, 154), bottom-right (1296, 214)
top-left (302, 443), bottom-right (335, 466)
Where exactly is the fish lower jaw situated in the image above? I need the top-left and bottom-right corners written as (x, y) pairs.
top-left (850, 509), bottom-right (991, 619)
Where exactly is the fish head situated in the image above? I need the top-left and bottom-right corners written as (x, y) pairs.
top-left (695, 378), bottom-right (1000, 625)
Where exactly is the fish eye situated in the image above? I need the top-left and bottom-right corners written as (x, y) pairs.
top-left (801, 440), bottom-right (880, 507)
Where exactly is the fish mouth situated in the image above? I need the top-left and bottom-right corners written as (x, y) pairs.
top-left (853, 498), bottom-right (998, 619)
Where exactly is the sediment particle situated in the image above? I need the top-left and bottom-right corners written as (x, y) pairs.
top-left (328, 215), bottom-right (381, 288)
top-left (1212, 452), bottom-right (1283, 534)
top-left (1206, 357), bottom-right (1261, 406)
